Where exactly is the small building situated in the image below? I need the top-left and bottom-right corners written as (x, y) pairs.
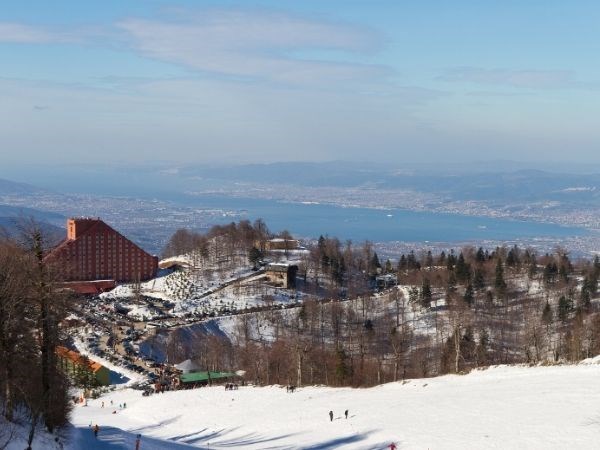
top-left (56, 346), bottom-right (110, 386)
top-left (179, 371), bottom-right (238, 388)
top-left (263, 238), bottom-right (300, 251)
top-left (265, 263), bottom-right (298, 289)
top-left (375, 273), bottom-right (397, 290)
top-left (174, 359), bottom-right (202, 374)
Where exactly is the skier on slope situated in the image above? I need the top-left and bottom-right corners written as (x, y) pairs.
top-left (329, 410), bottom-right (334, 422)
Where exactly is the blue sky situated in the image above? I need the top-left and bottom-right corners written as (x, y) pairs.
top-left (1, 0), bottom-right (600, 166)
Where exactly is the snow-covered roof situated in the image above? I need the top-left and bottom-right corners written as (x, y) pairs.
top-left (174, 359), bottom-right (202, 373)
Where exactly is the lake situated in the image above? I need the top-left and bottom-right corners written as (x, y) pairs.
top-left (185, 195), bottom-right (586, 243)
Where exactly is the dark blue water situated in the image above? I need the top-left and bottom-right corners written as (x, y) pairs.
top-left (188, 195), bottom-right (586, 242)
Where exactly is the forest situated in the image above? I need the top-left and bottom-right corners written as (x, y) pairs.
top-left (0, 231), bottom-right (71, 449)
top-left (160, 221), bottom-right (600, 388)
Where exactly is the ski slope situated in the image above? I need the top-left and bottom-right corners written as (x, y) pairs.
top-left (67, 361), bottom-right (600, 450)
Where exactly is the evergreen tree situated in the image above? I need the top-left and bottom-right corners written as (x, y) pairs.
top-left (543, 262), bottom-right (558, 286)
top-left (248, 246), bottom-right (263, 269)
top-left (446, 250), bottom-right (456, 271)
top-left (385, 259), bottom-right (393, 274)
top-left (335, 349), bottom-right (351, 385)
top-left (421, 278), bottom-right (432, 307)
top-left (506, 245), bottom-right (520, 268)
top-left (425, 251), bottom-right (434, 268)
top-left (371, 252), bottom-right (381, 269)
top-left (438, 251), bottom-right (446, 266)
top-left (407, 251), bottom-right (420, 270)
top-left (494, 259), bottom-right (507, 295)
top-left (580, 286), bottom-right (592, 313)
top-left (476, 247), bottom-right (486, 263)
top-left (473, 268), bottom-right (485, 291)
top-left (408, 286), bottom-right (420, 303)
top-left (455, 252), bottom-right (471, 283)
top-left (558, 295), bottom-right (573, 322)
top-left (542, 301), bottom-right (553, 325)
top-left (463, 283), bottom-right (474, 306)
top-left (369, 252), bottom-right (381, 277)
top-left (475, 329), bottom-right (489, 366)
top-left (397, 254), bottom-right (407, 271)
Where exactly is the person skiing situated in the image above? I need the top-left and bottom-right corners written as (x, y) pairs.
top-left (93, 424), bottom-right (100, 438)
top-left (388, 443), bottom-right (397, 450)
top-left (329, 410), bottom-right (333, 422)
top-left (135, 434), bottom-right (142, 450)
top-left (345, 409), bottom-right (348, 419)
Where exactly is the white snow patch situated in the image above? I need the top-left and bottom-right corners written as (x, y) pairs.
top-left (67, 363), bottom-right (600, 449)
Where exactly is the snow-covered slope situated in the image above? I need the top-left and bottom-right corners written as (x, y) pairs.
top-left (68, 362), bottom-right (600, 449)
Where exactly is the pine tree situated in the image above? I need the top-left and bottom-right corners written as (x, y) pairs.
top-left (455, 253), bottom-right (471, 284)
top-left (397, 254), bottom-right (407, 271)
top-left (425, 251), bottom-right (434, 268)
top-left (495, 259), bottom-right (507, 295)
top-left (421, 278), bottom-right (432, 307)
top-left (558, 296), bottom-right (573, 322)
top-left (438, 251), bottom-right (446, 266)
top-left (463, 283), bottom-right (474, 306)
top-left (473, 268), bottom-right (485, 291)
top-left (446, 251), bottom-right (456, 271)
top-left (370, 252), bottom-right (381, 276)
top-left (248, 246), bottom-right (262, 269)
top-left (335, 349), bottom-right (351, 385)
top-left (476, 247), bottom-right (486, 263)
top-left (385, 259), bottom-right (393, 274)
top-left (506, 245), bottom-right (520, 268)
top-left (542, 301), bottom-right (553, 325)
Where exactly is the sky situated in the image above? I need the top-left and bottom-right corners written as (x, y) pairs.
top-left (1, 0), bottom-right (600, 167)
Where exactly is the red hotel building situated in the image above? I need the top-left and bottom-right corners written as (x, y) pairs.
top-left (45, 217), bottom-right (158, 282)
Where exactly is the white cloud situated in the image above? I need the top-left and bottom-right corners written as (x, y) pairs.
top-left (117, 11), bottom-right (390, 86)
top-left (438, 67), bottom-right (592, 89)
top-left (0, 23), bottom-right (73, 43)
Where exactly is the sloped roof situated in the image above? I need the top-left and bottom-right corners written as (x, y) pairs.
top-left (56, 346), bottom-right (106, 373)
top-left (174, 359), bottom-right (202, 372)
top-left (44, 218), bottom-right (156, 262)
top-left (180, 371), bottom-right (237, 383)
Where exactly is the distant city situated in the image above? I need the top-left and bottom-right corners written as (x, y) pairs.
top-left (1, 162), bottom-right (599, 258)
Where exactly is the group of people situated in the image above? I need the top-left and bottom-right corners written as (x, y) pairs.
top-left (328, 409), bottom-right (350, 421)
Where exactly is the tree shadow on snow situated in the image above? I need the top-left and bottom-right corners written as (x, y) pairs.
top-left (167, 426), bottom-right (298, 448)
top-left (70, 425), bottom-right (198, 449)
top-left (302, 430), bottom-right (380, 450)
top-left (130, 414), bottom-right (182, 432)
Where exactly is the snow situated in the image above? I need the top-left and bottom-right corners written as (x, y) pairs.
top-left (3, 416), bottom-right (64, 450)
top-left (67, 362), bottom-right (600, 449)
top-left (99, 264), bottom-right (303, 320)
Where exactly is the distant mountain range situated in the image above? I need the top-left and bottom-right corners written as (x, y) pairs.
top-left (0, 199), bottom-right (65, 246)
top-left (2, 162), bottom-right (599, 206)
